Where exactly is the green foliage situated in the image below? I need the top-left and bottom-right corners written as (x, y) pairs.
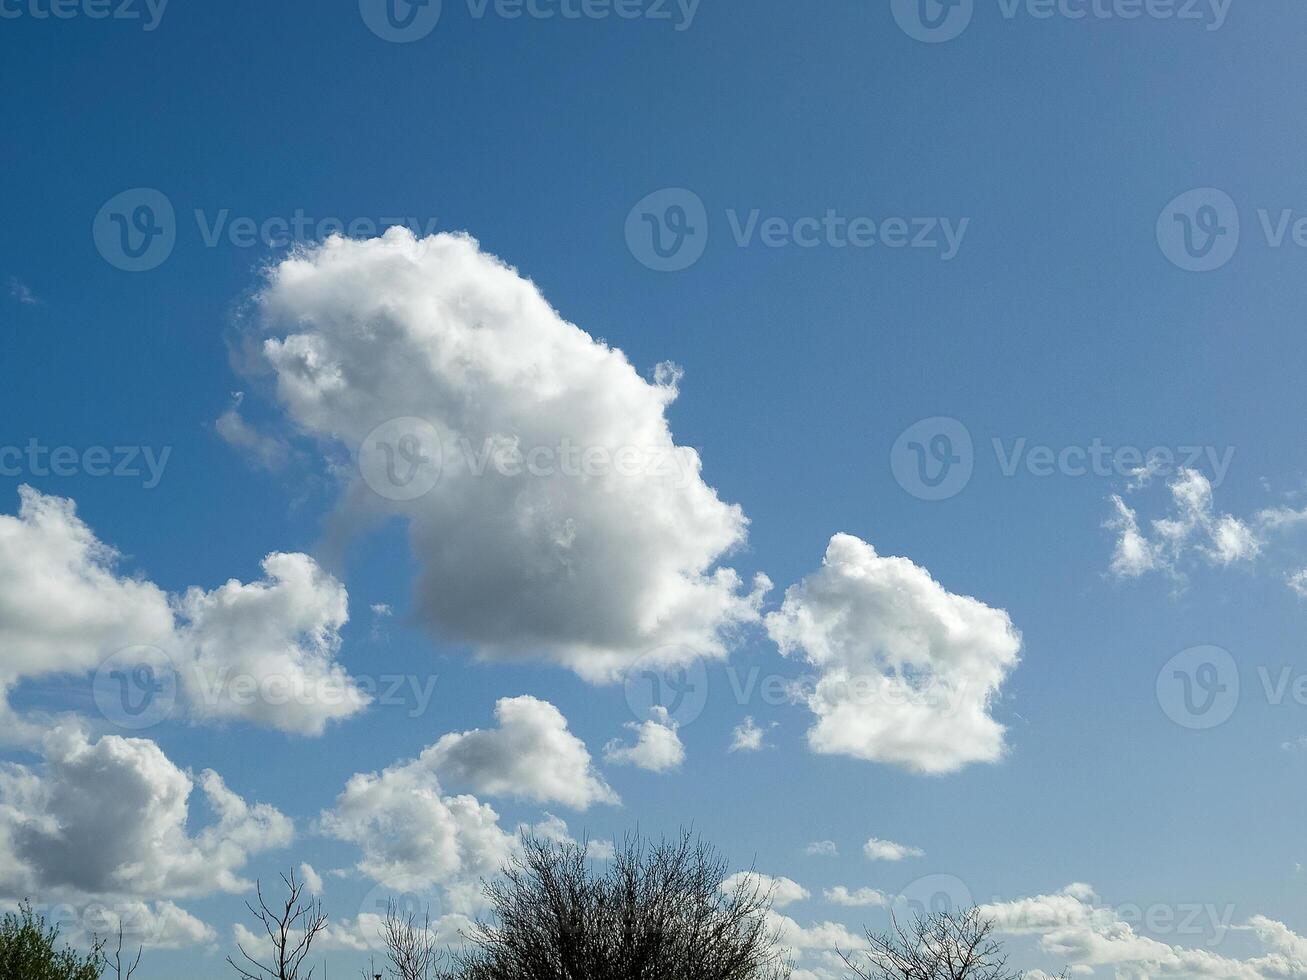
top-left (0, 901), bottom-right (103, 980)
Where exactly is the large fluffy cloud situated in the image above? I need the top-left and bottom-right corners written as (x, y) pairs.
top-left (240, 228), bottom-right (767, 682)
top-left (424, 695), bottom-right (617, 809)
top-left (0, 486), bottom-right (367, 736)
top-left (764, 533), bottom-right (1021, 775)
top-left (0, 727), bottom-right (290, 902)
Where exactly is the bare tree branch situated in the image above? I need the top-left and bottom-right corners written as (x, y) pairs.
top-left (107, 923), bottom-right (143, 980)
top-left (381, 900), bottom-right (440, 980)
top-left (227, 870), bottom-right (328, 980)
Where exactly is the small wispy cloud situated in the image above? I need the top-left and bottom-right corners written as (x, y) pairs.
top-left (370, 602), bottom-right (393, 642)
top-left (729, 715), bottom-right (772, 752)
top-left (7, 276), bottom-right (40, 305)
top-left (215, 391), bottom-right (294, 472)
top-left (1288, 569), bottom-right (1307, 599)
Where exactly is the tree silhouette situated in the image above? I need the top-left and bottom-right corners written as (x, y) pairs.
top-left (449, 829), bottom-right (790, 980)
top-left (839, 908), bottom-right (1066, 980)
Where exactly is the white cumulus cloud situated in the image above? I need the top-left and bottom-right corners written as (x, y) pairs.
top-left (603, 705), bottom-right (684, 773)
top-left (721, 872), bottom-right (809, 908)
top-left (322, 697), bottom-right (611, 892)
top-left (0, 487), bottom-right (368, 737)
top-left (0, 486), bottom-right (175, 694)
top-left (0, 727), bottom-right (291, 902)
top-left (862, 837), bottom-right (923, 861)
top-left (178, 551), bottom-right (366, 735)
top-left (243, 229), bottom-right (768, 683)
top-left (319, 752), bottom-right (514, 893)
top-left (983, 883), bottom-right (1307, 979)
top-left (764, 533), bottom-right (1021, 775)
top-left (823, 886), bottom-right (887, 907)
top-left (425, 695), bottom-right (618, 810)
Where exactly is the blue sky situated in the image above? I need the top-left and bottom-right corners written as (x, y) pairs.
top-left (3, 1), bottom-right (1307, 977)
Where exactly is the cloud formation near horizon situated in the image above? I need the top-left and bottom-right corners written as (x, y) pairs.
top-left (0, 724), bottom-right (288, 948)
top-left (321, 696), bottom-right (614, 896)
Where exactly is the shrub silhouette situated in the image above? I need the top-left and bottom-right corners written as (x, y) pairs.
top-left (448, 830), bottom-right (791, 980)
top-left (839, 908), bottom-right (1067, 980)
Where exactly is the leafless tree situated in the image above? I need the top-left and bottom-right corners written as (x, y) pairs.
top-left (839, 908), bottom-right (1065, 980)
top-left (381, 900), bottom-right (440, 980)
top-left (107, 923), bottom-right (142, 980)
top-left (449, 829), bottom-right (791, 980)
top-left (227, 869), bottom-right (328, 980)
